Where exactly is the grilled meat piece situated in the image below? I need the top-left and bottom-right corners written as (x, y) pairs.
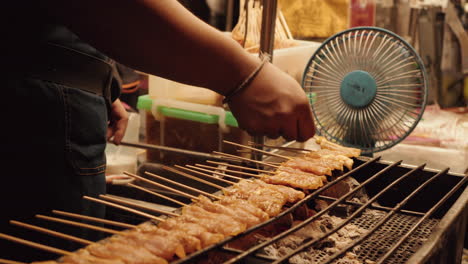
top-left (195, 195), bottom-right (263, 228)
top-left (315, 136), bottom-right (361, 157)
top-left (282, 158), bottom-right (332, 176)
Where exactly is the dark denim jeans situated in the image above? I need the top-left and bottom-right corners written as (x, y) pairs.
top-left (1, 76), bottom-right (108, 261)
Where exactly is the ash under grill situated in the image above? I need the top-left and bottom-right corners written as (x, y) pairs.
top-left (351, 211), bottom-right (439, 264)
top-left (260, 209), bottom-right (440, 264)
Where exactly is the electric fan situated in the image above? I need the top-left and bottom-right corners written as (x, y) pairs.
top-left (302, 27), bottom-right (428, 155)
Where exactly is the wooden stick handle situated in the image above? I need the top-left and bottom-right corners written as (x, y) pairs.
top-left (174, 165), bottom-right (237, 184)
top-left (127, 183), bottom-right (187, 207)
top-left (124, 172), bottom-right (199, 201)
top-left (207, 160), bottom-right (275, 174)
top-left (0, 259), bottom-right (26, 264)
top-left (9, 220), bottom-right (93, 245)
top-left (83, 196), bottom-right (165, 222)
top-left (213, 151), bottom-right (280, 168)
top-left (223, 140), bottom-right (292, 160)
top-left (0, 233), bottom-right (72, 256)
top-left (145, 171), bottom-right (220, 200)
top-left (248, 141), bottom-right (310, 152)
top-left (99, 195), bottom-right (179, 217)
top-left (52, 210), bottom-right (135, 229)
top-left (195, 164), bottom-right (262, 178)
top-left (186, 165), bottom-right (245, 181)
top-left (36, 214), bottom-right (122, 235)
top-left (163, 166), bottom-right (225, 190)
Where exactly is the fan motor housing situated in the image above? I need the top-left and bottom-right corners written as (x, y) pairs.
top-left (340, 70), bottom-right (377, 108)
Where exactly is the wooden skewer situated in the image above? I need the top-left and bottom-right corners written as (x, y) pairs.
top-left (207, 160), bottom-right (275, 174)
top-left (195, 164), bottom-right (263, 178)
top-left (127, 183), bottom-right (187, 207)
top-left (213, 151), bottom-right (280, 168)
top-left (83, 196), bottom-right (165, 222)
top-left (188, 165), bottom-right (251, 180)
top-left (124, 172), bottom-right (200, 201)
top-left (278, 10), bottom-right (293, 40)
top-left (99, 194), bottom-right (179, 217)
top-left (248, 141), bottom-right (311, 153)
top-left (0, 233), bottom-right (72, 256)
top-left (36, 214), bottom-right (122, 235)
top-left (223, 140), bottom-right (292, 160)
top-left (145, 171), bottom-right (220, 200)
top-left (9, 220), bottom-right (92, 245)
top-left (185, 164), bottom-right (244, 181)
top-left (174, 165), bottom-right (237, 184)
top-left (52, 210), bottom-right (136, 229)
top-left (0, 258), bottom-right (26, 264)
top-left (163, 166), bottom-right (225, 190)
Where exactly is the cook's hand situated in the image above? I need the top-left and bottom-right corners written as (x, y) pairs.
top-left (107, 99), bottom-right (129, 145)
top-left (227, 63), bottom-right (315, 142)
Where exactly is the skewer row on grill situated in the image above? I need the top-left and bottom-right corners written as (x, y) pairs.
top-left (3, 137), bottom-right (361, 264)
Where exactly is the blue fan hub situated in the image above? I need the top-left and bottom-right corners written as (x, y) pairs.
top-left (340, 70), bottom-right (377, 108)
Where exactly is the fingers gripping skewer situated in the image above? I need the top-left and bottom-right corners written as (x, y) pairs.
top-left (83, 196), bottom-right (166, 222)
top-left (0, 233), bottom-right (72, 256)
top-left (174, 165), bottom-right (238, 184)
top-left (163, 166), bottom-right (226, 189)
top-left (124, 171), bottom-right (200, 201)
top-left (36, 214), bottom-right (122, 235)
top-left (223, 140), bottom-right (292, 160)
top-left (99, 194), bottom-right (180, 217)
top-left (52, 210), bottom-right (136, 229)
top-left (127, 183), bottom-right (188, 207)
top-left (9, 220), bottom-right (93, 245)
top-left (144, 171), bottom-right (220, 200)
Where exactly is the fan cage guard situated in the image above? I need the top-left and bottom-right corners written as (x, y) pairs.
top-left (302, 27), bottom-right (428, 155)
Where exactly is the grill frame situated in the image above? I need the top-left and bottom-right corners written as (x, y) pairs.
top-left (158, 155), bottom-right (468, 264)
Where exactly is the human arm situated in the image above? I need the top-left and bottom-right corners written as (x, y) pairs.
top-left (41, 0), bottom-right (315, 141)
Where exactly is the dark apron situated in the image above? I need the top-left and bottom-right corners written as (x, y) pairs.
top-left (1, 24), bottom-right (120, 261)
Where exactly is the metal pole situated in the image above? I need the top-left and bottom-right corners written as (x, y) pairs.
top-left (252, 0), bottom-right (277, 162)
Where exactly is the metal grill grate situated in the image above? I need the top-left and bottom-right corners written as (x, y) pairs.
top-left (170, 156), bottom-right (467, 264)
top-left (347, 211), bottom-right (439, 264)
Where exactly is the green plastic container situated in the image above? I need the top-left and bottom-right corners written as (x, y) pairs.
top-left (137, 95), bottom-right (239, 127)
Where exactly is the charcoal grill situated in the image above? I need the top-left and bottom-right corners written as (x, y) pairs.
top-left (156, 155), bottom-right (467, 264)
top-left (1, 150), bottom-right (466, 264)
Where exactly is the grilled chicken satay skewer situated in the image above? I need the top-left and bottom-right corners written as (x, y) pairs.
top-left (127, 183), bottom-right (187, 207)
top-left (124, 172), bottom-right (200, 201)
top-left (52, 210), bottom-right (135, 229)
top-left (9, 220), bottom-right (93, 245)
